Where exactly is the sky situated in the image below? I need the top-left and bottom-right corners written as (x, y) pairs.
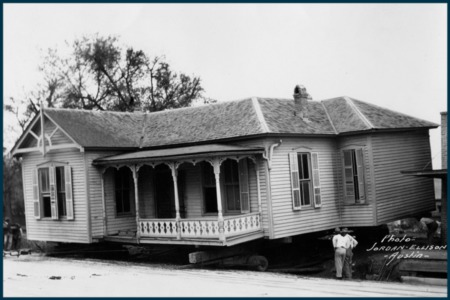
top-left (3, 3), bottom-right (447, 167)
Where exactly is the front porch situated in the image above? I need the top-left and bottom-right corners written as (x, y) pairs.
top-left (104, 212), bottom-right (263, 246)
top-left (94, 144), bottom-right (266, 246)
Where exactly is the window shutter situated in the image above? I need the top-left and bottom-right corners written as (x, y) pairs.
top-left (311, 153), bottom-right (322, 208)
top-left (355, 148), bottom-right (366, 203)
top-left (32, 169), bottom-right (41, 219)
top-left (289, 152), bottom-right (301, 210)
top-left (65, 166), bottom-right (74, 220)
top-left (238, 159), bottom-right (250, 213)
top-left (342, 150), bottom-right (355, 205)
top-left (49, 166), bottom-right (59, 219)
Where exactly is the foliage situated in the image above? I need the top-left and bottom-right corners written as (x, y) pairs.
top-left (6, 34), bottom-right (214, 128)
top-left (4, 34), bottom-right (216, 226)
top-left (3, 154), bottom-right (25, 225)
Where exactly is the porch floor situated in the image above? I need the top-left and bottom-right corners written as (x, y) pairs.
top-left (102, 230), bottom-right (264, 247)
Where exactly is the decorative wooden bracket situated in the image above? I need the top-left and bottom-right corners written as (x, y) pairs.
top-left (262, 140), bottom-right (282, 170)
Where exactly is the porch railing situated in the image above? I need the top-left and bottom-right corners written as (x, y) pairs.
top-left (138, 212), bottom-right (261, 239)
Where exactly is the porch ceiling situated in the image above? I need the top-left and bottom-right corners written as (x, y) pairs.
top-left (93, 144), bottom-right (264, 165)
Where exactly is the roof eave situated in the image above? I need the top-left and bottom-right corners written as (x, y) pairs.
top-left (93, 149), bottom-right (265, 166)
top-left (337, 126), bottom-right (437, 136)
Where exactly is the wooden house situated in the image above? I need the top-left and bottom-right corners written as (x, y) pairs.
top-left (12, 86), bottom-right (438, 247)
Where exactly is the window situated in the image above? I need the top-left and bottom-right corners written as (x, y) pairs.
top-left (56, 167), bottom-right (67, 216)
top-left (202, 159), bottom-right (250, 215)
top-left (289, 152), bottom-right (322, 210)
top-left (342, 148), bottom-right (366, 204)
top-left (33, 164), bottom-right (73, 220)
top-left (114, 168), bottom-right (132, 214)
top-left (223, 160), bottom-right (240, 212)
top-left (298, 153), bottom-right (312, 206)
top-left (38, 168), bottom-right (51, 218)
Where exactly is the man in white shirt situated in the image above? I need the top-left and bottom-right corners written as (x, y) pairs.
top-left (341, 228), bottom-right (358, 279)
top-left (332, 227), bottom-right (347, 279)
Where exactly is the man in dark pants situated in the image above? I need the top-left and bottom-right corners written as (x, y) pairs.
top-left (3, 218), bottom-right (11, 251)
top-left (341, 228), bottom-right (358, 279)
top-left (10, 222), bottom-right (23, 251)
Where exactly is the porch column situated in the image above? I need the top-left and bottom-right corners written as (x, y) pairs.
top-left (210, 158), bottom-right (225, 242)
top-left (132, 166), bottom-right (140, 243)
top-left (255, 159), bottom-right (262, 215)
top-left (100, 168), bottom-right (108, 236)
top-left (168, 162), bottom-right (182, 240)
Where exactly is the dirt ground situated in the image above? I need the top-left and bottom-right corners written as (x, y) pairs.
top-left (3, 254), bottom-right (447, 297)
top-left (5, 220), bottom-right (445, 296)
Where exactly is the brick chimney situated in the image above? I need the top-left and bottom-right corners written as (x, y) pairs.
top-left (293, 84), bottom-right (312, 119)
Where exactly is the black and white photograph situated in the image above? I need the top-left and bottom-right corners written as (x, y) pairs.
top-left (3, 3), bottom-right (447, 297)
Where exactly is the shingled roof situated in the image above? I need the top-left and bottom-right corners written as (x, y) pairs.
top-left (321, 97), bottom-right (438, 133)
top-left (39, 96), bottom-right (437, 150)
top-left (45, 109), bottom-right (145, 148)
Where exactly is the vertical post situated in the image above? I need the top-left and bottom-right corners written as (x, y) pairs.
top-left (211, 158), bottom-right (225, 242)
top-left (132, 166), bottom-right (140, 244)
top-left (40, 102), bottom-right (46, 157)
top-left (100, 169), bottom-right (107, 237)
top-left (168, 162), bottom-right (181, 239)
top-left (441, 177), bottom-right (447, 245)
top-left (255, 159), bottom-right (262, 215)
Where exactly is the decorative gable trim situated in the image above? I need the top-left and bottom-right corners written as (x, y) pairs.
top-left (10, 113), bottom-right (41, 156)
top-left (43, 111), bottom-right (83, 151)
top-left (11, 111), bottom-right (84, 156)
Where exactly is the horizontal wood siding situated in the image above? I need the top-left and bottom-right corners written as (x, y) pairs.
top-left (104, 167), bottom-right (136, 235)
top-left (22, 149), bottom-right (89, 243)
top-left (266, 137), bottom-right (341, 239)
top-left (176, 161), bottom-right (260, 219)
top-left (337, 135), bottom-right (376, 227)
top-left (136, 163), bottom-right (204, 219)
top-left (181, 163), bottom-right (203, 218)
top-left (371, 131), bottom-right (435, 224)
top-left (137, 166), bottom-right (155, 219)
top-left (84, 151), bottom-right (121, 238)
top-left (232, 139), bottom-right (269, 235)
top-left (51, 127), bottom-right (73, 145)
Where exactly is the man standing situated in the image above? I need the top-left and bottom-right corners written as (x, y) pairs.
top-left (3, 218), bottom-right (12, 251)
top-left (420, 217), bottom-right (440, 243)
top-left (10, 222), bottom-right (23, 251)
top-left (332, 227), bottom-right (347, 280)
top-left (341, 228), bottom-right (358, 279)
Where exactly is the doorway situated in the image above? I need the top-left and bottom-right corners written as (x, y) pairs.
top-left (154, 165), bottom-right (185, 218)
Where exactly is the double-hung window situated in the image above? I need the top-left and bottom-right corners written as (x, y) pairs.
top-left (289, 152), bottom-right (322, 210)
top-left (33, 164), bottom-right (73, 220)
top-left (202, 159), bottom-right (250, 215)
top-left (55, 167), bottom-right (67, 217)
top-left (223, 160), bottom-right (241, 212)
top-left (38, 168), bottom-right (51, 218)
top-left (342, 148), bottom-right (366, 204)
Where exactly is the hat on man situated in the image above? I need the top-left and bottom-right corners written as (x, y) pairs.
top-left (341, 227), bottom-right (353, 233)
